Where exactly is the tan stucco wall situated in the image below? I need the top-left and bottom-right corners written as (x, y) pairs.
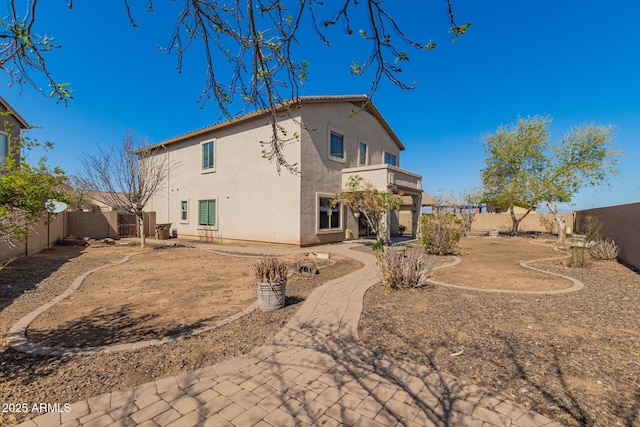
top-left (298, 102), bottom-right (403, 245)
top-left (575, 203), bottom-right (640, 270)
top-left (148, 114), bottom-right (302, 245)
top-left (67, 211), bottom-right (118, 239)
top-left (0, 213), bottom-right (65, 263)
top-left (468, 212), bottom-right (573, 234)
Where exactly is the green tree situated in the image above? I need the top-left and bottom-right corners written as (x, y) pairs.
top-left (481, 116), bottom-right (620, 236)
top-left (0, 123), bottom-right (66, 248)
top-left (0, 1), bottom-right (469, 173)
top-left (333, 175), bottom-right (403, 246)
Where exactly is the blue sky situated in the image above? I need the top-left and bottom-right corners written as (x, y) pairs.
top-left (2, 1), bottom-right (639, 211)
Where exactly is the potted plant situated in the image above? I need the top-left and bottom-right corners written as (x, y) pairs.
top-left (254, 257), bottom-right (288, 311)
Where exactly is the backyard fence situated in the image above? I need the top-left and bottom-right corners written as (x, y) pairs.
top-left (466, 212), bottom-right (574, 234)
top-left (575, 202), bottom-right (640, 271)
top-left (1, 211), bottom-right (157, 265)
top-left (0, 213), bottom-right (66, 263)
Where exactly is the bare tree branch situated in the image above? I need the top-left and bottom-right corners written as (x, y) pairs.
top-left (80, 131), bottom-right (167, 247)
top-left (1, 1), bottom-right (469, 173)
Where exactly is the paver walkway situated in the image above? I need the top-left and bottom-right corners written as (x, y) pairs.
top-left (16, 242), bottom-right (560, 427)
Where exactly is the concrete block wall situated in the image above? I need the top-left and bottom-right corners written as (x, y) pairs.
top-left (0, 213), bottom-right (66, 263)
top-left (469, 212), bottom-right (574, 234)
top-left (575, 202), bottom-right (640, 271)
top-left (66, 211), bottom-right (118, 239)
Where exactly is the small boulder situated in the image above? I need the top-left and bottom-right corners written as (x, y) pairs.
top-left (290, 259), bottom-right (319, 276)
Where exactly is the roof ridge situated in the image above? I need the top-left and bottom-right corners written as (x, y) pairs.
top-left (144, 94), bottom-right (404, 151)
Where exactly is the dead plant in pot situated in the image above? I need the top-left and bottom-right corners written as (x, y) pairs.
top-left (254, 256), bottom-right (288, 311)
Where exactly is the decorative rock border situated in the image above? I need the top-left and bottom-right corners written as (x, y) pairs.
top-left (427, 253), bottom-right (584, 295)
top-left (6, 249), bottom-right (261, 356)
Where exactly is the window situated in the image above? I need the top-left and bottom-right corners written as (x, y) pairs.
top-left (202, 141), bottom-right (215, 170)
top-left (359, 143), bottom-right (367, 166)
top-left (384, 152), bottom-right (397, 166)
top-left (199, 200), bottom-right (216, 226)
top-left (0, 133), bottom-right (7, 163)
top-left (318, 197), bottom-right (341, 230)
top-left (329, 131), bottom-right (344, 160)
top-left (180, 201), bottom-right (188, 221)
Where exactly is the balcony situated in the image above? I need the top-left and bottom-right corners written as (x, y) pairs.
top-left (341, 164), bottom-right (422, 195)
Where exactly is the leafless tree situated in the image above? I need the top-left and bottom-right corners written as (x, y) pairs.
top-left (80, 131), bottom-right (166, 247)
top-left (1, 1), bottom-right (469, 173)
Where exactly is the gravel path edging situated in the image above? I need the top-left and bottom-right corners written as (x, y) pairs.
top-left (6, 245), bottom-right (339, 357)
top-left (5, 249), bottom-right (262, 357)
top-left (427, 253), bottom-right (584, 295)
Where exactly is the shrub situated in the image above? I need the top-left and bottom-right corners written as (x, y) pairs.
top-left (371, 237), bottom-right (385, 251)
top-left (589, 238), bottom-right (620, 260)
top-left (569, 247), bottom-right (588, 268)
top-left (376, 246), bottom-right (435, 292)
top-left (254, 257), bottom-right (288, 282)
top-left (538, 215), bottom-right (556, 234)
top-left (420, 213), bottom-right (463, 255)
top-left (582, 215), bottom-right (603, 244)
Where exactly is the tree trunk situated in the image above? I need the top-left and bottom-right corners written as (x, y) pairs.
top-left (509, 205), bottom-right (535, 236)
top-left (546, 202), bottom-right (566, 244)
top-left (138, 213), bottom-right (145, 248)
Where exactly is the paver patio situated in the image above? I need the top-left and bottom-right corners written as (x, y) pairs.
top-left (15, 242), bottom-right (561, 427)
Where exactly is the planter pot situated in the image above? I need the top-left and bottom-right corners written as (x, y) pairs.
top-left (257, 280), bottom-right (287, 311)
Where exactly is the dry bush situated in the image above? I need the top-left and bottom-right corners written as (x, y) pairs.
top-left (254, 257), bottom-right (288, 282)
top-left (376, 246), bottom-right (435, 292)
top-left (538, 215), bottom-right (556, 234)
top-left (420, 213), bottom-right (463, 255)
top-left (589, 238), bottom-right (620, 260)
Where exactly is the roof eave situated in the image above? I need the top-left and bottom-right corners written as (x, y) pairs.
top-left (0, 94), bottom-right (29, 129)
top-left (142, 95), bottom-right (405, 152)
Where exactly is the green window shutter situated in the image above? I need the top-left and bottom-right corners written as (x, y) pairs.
top-left (208, 200), bottom-right (216, 226)
top-left (199, 201), bottom-right (207, 225)
top-left (199, 200), bottom-right (216, 226)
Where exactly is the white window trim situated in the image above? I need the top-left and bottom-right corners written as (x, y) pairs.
top-left (383, 150), bottom-right (398, 167)
top-left (328, 127), bottom-right (346, 163)
top-left (201, 138), bottom-right (217, 174)
top-left (316, 192), bottom-right (343, 234)
top-left (180, 199), bottom-right (189, 224)
top-left (358, 141), bottom-right (368, 166)
top-left (197, 197), bottom-right (218, 231)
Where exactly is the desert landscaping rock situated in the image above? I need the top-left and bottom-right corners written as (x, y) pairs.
top-left (2, 240), bottom-right (566, 427)
top-left (3, 236), bottom-right (631, 427)
top-left (0, 243), bottom-right (360, 425)
top-left (359, 236), bottom-right (640, 427)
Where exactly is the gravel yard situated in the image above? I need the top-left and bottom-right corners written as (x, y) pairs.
top-left (0, 244), bottom-right (361, 426)
top-left (2, 237), bottom-right (638, 427)
top-left (358, 237), bottom-right (640, 427)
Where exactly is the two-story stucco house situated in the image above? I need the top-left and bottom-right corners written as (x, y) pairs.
top-left (145, 95), bottom-right (423, 246)
top-left (0, 94), bottom-right (28, 165)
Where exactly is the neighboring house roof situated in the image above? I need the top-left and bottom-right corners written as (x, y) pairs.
top-left (88, 191), bottom-right (130, 209)
top-left (0, 94), bottom-right (29, 128)
top-left (421, 191), bottom-right (437, 206)
top-left (144, 95), bottom-right (406, 151)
